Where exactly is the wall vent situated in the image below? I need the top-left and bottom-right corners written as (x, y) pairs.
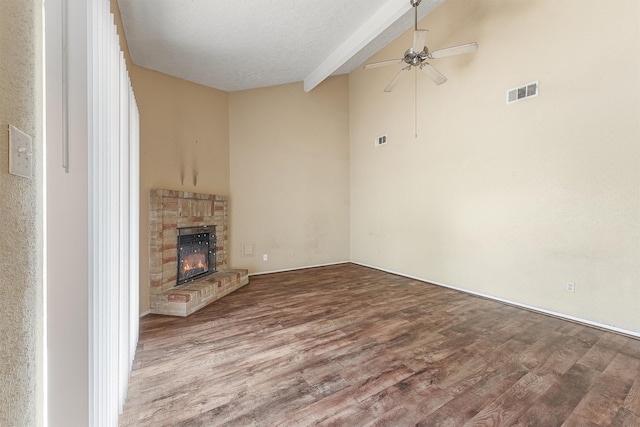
top-left (375, 134), bottom-right (387, 147)
top-left (507, 81), bottom-right (539, 104)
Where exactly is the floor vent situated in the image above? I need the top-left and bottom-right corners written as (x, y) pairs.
top-left (507, 81), bottom-right (539, 104)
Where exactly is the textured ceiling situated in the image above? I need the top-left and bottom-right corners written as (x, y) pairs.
top-left (117, 0), bottom-right (443, 92)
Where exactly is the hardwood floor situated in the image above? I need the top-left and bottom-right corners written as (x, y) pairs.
top-left (120, 263), bottom-right (640, 426)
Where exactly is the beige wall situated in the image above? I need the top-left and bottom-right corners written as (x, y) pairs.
top-left (114, 0), bottom-right (231, 313)
top-left (133, 66), bottom-right (230, 312)
top-left (350, 0), bottom-right (640, 333)
top-left (229, 78), bottom-right (350, 273)
top-left (111, 1), bottom-right (133, 71)
top-left (113, 0), bottom-right (231, 313)
top-left (121, 0), bottom-right (638, 334)
top-left (132, 68), bottom-right (350, 310)
top-left (0, 0), bottom-right (44, 424)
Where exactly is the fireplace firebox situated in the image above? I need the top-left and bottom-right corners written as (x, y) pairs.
top-left (176, 225), bottom-right (216, 286)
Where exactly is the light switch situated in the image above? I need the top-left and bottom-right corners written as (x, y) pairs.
top-left (9, 125), bottom-right (33, 179)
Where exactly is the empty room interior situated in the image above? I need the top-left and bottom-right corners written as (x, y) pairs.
top-left (1, 0), bottom-right (639, 425)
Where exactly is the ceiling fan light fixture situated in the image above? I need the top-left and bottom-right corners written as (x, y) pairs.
top-left (412, 29), bottom-right (428, 52)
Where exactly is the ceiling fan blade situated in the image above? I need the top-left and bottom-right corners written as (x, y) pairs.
top-left (384, 66), bottom-right (411, 92)
top-left (363, 58), bottom-right (404, 69)
top-left (412, 29), bottom-right (428, 53)
top-left (420, 63), bottom-right (447, 85)
top-left (428, 42), bottom-right (478, 59)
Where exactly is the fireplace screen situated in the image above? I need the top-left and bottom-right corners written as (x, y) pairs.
top-left (176, 225), bottom-right (216, 286)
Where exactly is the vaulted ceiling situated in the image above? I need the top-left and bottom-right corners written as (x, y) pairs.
top-left (117, 0), bottom-right (443, 92)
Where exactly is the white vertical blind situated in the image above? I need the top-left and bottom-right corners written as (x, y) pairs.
top-left (88, 0), bottom-right (140, 424)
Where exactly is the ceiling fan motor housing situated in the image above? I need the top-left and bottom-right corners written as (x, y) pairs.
top-left (403, 48), bottom-right (428, 66)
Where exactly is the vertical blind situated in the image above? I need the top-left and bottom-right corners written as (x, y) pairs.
top-left (88, 0), bottom-right (140, 424)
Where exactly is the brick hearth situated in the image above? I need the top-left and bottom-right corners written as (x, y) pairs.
top-left (148, 189), bottom-right (248, 316)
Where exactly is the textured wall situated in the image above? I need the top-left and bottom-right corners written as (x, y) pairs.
top-left (0, 0), bottom-right (44, 424)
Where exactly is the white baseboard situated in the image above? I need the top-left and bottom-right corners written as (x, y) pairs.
top-left (249, 260), bottom-right (350, 277)
top-left (352, 261), bottom-right (640, 339)
top-left (138, 261), bottom-right (639, 338)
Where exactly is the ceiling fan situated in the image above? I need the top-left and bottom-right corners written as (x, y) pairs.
top-left (364, 0), bottom-right (478, 92)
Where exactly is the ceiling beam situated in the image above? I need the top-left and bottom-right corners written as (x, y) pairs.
top-left (304, 0), bottom-right (413, 92)
top-left (304, 0), bottom-right (443, 92)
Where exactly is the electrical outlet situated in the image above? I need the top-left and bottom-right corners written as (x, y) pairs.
top-left (263, 254), bottom-right (268, 262)
top-left (566, 282), bottom-right (575, 293)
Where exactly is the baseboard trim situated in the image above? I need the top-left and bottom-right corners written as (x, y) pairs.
top-left (352, 262), bottom-right (640, 340)
top-left (249, 261), bottom-right (351, 277)
top-left (139, 310), bottom-right (151, 318)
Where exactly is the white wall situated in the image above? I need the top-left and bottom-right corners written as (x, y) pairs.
top-left (0, 0), bottom-right (44, 424)
top-left (350, 0), bottom-right (640, 333)
top-left (46, 0), bottom-right (90, 424)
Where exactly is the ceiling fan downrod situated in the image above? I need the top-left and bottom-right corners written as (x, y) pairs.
top-left (410, 0), bottom-right (421, 31)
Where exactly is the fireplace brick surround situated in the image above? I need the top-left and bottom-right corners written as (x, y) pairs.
top-left (149, 189), bottom-right (248, 316)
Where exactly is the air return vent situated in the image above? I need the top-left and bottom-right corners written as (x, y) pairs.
top-left (375, 134), bottom-right (388, 147)
top-left (507, 81), bottom-right (539, 104)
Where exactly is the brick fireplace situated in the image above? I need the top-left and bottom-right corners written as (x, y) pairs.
top-left (148, 189), bottom-right (248, 316)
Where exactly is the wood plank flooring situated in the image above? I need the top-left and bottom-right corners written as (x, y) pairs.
top-left (120, 263), bottom-right (640, 426)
